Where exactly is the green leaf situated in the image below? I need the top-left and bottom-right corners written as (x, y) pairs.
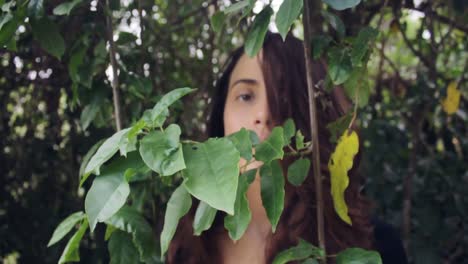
top-left (295, 130), bottom-right (305, 150)
top-left (182, 138), bottom-right (239, 215)
top-left (210, 11), bottom-right (225, 33)
top-left (276, 0), bottom-right (303, 41)
top-left (58, 218), bottom-right (88, 264)
top-left (84, 128), bottom-right (131, 177)
top-left (47, 212), bottom-right (85, 247)
top-left (0, 13), bottom-right (13, 31)
top-left (160, 185), bottom-right (192, 257)
top-left (326, 111), bottom-right (353, 144)
top-left (244, 6), bottom-right (273, 58)
top-left (311, 35), bottom-right (332, 59)
top-left (343, 67), bottom-right (370, 108)
top-left (85, 155), bottom-right (136, 232)
top-left (228, 128), bottom-right (253, 161)
top-left (254, 127), bottom-right (284, 163)
top-left (224, 0), bottom-right (250, 13)
top-left (249, 130), bottom-right (260, 146)
top-left (105, 206), bottom-right (158, 263)
top-left (351, 27), bottom-right (378, 67)
top-left (224, 169), bottom-right (255, 241)
top-left (108, 230), bottom-right (141, 264)
top-left (282, 118), bottom-right (296, 145)
top-left (30, 17), bottom-right (65, 59)
top-left (0, 16), bottom-right (19, 47)
top-left (193, 201), bottom-right (217, 236)
top-left (80, 95), bottom-right (102, 131)
top-left (148, 88), bottom-right (195, 126)
top-left (327, 47), bottom-right (352, 85)
top-left (260, 161), bottom-right (285, 232)
top-left (53, 0), bottom-right (82, 16)
top-left (287, 158), bottom-right (311, 186)
top-left (78, 139), bottom-right (104, 182)
top-left (28, 0), bottom-right (44, 18)
top-left (139, 124), bottom-right (185, 176)
top-left (336, 248), bottom-right (382, 264)
top-left (272, 239), bottom-right (325, 264)
top-left (321, 11), bottom-right (345, 39)
top-left (323, 0), bottom-right (361, 11)
top-left (302, 259), bottom-right (319, 264)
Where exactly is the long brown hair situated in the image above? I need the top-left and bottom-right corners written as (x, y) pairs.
top-left (167, 32), bottom-right (374, 263)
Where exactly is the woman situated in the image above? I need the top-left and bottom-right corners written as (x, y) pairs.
top-left (168, 32), bottom-right (407, 263)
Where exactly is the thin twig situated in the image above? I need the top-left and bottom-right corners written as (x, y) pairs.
top-left (105, 0), bottom-right (122, 131)
top-left (303, 0), bottom-right (326, 262)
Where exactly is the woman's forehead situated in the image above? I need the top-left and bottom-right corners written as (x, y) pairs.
top-left (228, 50), bottom-right (265, 88)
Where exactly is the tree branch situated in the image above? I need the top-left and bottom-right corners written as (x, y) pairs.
top-left (303, 0), bottom-right (326, 262)
top-left (105, 0), bottom-right (122, 131)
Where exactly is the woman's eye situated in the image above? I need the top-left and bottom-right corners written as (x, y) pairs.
top-left (237, 93), bottom-right (253, 102)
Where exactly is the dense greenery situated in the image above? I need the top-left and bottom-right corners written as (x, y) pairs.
top-left (1, 0), bottom-right (466, 263)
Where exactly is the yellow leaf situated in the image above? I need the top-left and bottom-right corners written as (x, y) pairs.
top-left (328, 130), bottom-right (359, 225)
top-left (442, 81), bottom-right (461, 115)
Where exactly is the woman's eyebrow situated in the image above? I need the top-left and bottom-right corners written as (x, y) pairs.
top-left (230, 78), bottom-right (258, 90)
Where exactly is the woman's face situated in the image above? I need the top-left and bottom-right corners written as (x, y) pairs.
top-left (223, 52), bottom-right (273, 142)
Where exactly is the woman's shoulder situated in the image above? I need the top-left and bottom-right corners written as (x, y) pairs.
top-left (371, 217), bottom-right (408, 264)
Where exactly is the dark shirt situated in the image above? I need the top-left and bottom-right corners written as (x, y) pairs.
top-left (372, 217), bottom-right (408, 264)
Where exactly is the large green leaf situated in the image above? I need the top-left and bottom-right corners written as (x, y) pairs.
top-left (275, 0), bottom-right (303, 41)
top-left (85, 155), bottom-right (136, 232)
top-left (139, 124), bottom-right (185, 176)
top-left (351, 27), bottom-right (378, 67)
top-left (58, 218), bottom-right (88, 264)
top-left (224, 169), bottom-right (256, 241)
top-left (30, 17), bottom-right (65, 59)
top-left (227, 128), bottom-right (253, 161)
top-left (287, 158), bottom-right (311, 186)
top-left (53, 0), bottom-right (82, 16)
top-left (83, 128), bottom-right (131, 178)
top-left (336, 248), bottom-right (382, 264)
top-left (254, 127), bottom-right (284, 163)
top-left (323, 0), bottom-right (361, 10)
top-left (260, 161), bottom-right (285, 232)
top-left (147, 88), bottom-right (195, 126)
top-left (193, 201), bottom-right (217, 236)
top-left (327, 47), bottom-right (353, 85)
top-left (272, 239), bottom-right (325, 264)
top-left (27, 0), bottom-right (44, 18)
top-left (182, 138), bottom-right (239, 214)
top-left (244, 6), bottom-right (273, 58)
top-left (160, 185), bottom-right (192, 257)
top-left (47, 212), bottom-right (85, 247)
top-left (105, 206), bottom-right (158, 262)
top-left (108, 230), bottom-right (141, 264)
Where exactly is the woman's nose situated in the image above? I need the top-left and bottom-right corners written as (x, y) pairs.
top-left (253, 109), bottom-right (272, 141)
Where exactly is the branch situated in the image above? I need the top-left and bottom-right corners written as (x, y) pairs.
top-left (408, 7), bottom-right (468, 34)
top-left (105, 0), bottom-right (122, 131)
top-left (303, 0), bottom-right (327, 262)
top-left (393, 10), bottom-right (447, 82)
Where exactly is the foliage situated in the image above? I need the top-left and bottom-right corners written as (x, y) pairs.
top-left (1, 0), bottom-right (466, 263)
